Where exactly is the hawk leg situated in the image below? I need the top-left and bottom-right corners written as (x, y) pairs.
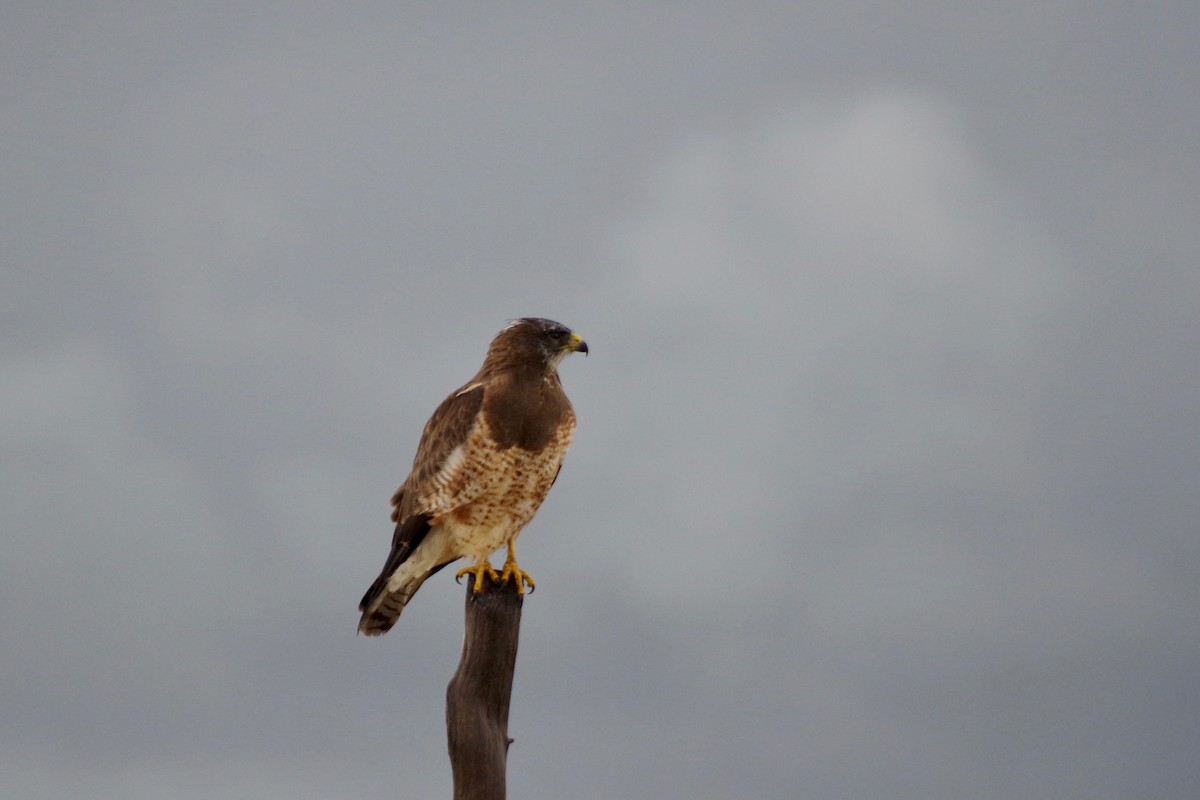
top-left (455, 561), bottom-right (499, 593)
top-left (499, 542), bottom-right (535, 595)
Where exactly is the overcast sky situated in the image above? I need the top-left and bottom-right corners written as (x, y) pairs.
top-left (4, 3), bottom-right (1199, 798)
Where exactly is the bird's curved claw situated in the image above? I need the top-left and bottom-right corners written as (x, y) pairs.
top-left (500, 558), bottom-right (535, 595)
top-left (455, 562), bottom-right (499, 593)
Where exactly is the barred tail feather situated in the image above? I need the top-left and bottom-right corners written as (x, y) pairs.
top-left (357, 523), bottom-right (455, 637)
top-left (358, 566), bottom-right (428, 636)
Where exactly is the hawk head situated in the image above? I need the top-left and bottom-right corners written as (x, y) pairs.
top-left (492, 318), bottom-right (588, 369)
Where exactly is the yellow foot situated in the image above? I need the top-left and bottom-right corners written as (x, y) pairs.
top-left (455, 562), bottom-right (499, 593)
top-left (500, 558), bottom-right (535, 595)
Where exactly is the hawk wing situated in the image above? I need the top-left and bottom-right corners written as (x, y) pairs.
top-left (357, 383), bottom-right (484, 627)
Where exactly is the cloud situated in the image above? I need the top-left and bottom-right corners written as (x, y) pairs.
top-left (597, 93), bottom-right (1064, 612)
top-left (5, 5), bottom-right (1197, 793)
top-left (0, 339), bottom-right (256, 754)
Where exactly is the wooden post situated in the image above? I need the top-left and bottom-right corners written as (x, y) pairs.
top-left (446, 576), bottom-right (524, 800)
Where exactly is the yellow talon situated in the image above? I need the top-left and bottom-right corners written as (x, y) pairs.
top-left (455, 562), bottom-right (499, 593)
top-left (500, 545), bottom-right (535, 595)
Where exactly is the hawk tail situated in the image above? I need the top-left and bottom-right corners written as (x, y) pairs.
top-left (357, 558), bottom-right (454, 636)
top-left (357, 513), bottom-right (437, 636)
top-left (357, 567), bottom-right (424, 636)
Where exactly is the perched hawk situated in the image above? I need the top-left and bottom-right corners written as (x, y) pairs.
top-left (358, 318), bottom-right (587, 636)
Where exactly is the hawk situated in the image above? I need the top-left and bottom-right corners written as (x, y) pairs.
top-left (358, 317), bottom-right (587, 636)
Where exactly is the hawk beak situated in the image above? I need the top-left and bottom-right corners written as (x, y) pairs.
top-left (566, 332), bottom-right (588, 356)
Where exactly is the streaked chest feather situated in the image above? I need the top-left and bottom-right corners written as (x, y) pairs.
top-left (420, 415), bottom-right (574, 534)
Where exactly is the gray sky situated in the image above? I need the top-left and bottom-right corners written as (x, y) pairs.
top-left (4, 3), bottom-right (1199, 798)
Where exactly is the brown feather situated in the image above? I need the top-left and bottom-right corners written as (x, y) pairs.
top-left (357, 385), bottom-right (483, 617)
top-left (393, 384), bottom-right (485, 521)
